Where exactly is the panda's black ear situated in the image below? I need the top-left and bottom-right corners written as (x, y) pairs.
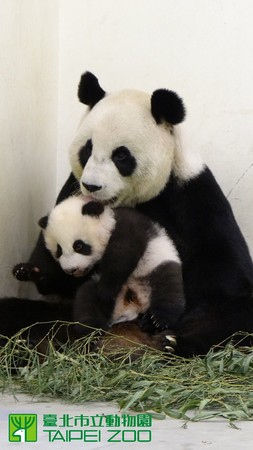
top-left (82, 201), bottom-right (104, 217)
top-left (78, 72), bottom-right (106, 108)
top-left (38, 215), bottom-right (48, 229)
top-left (151, 89), bottom-right (186, 125)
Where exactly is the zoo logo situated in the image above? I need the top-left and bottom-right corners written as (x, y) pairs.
top-left (9, 414), bottom-right (37, 442)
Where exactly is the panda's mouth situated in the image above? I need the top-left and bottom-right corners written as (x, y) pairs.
top-left (103, 196), bottom-right (118, 206)
top-left (88, 194), bottom-right (117, 206)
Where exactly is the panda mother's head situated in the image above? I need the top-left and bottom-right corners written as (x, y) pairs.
top-left (69, 72), bottom-right (185, 206)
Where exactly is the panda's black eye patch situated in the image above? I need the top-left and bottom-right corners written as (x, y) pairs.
top-left (56, 244), bottom-right (62, 259)
top-left (73, 239), bottom-right (92, 255)
top-left (79, 139), bottom-right (92, 168)
top-left (111, 146), bottom-right (136, 177)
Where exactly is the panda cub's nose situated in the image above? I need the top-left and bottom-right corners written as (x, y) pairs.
top-left (82, 183), bottom-right (102, 192)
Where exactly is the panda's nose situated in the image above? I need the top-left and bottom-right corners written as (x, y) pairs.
top-left (82, 183), bottom-right (102, 192)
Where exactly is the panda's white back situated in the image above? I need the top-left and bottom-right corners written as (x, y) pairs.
top-left (133, 225), bottom-right (180, 278)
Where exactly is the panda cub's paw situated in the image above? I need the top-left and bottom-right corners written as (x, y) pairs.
top-left (13, 263), bottom-right (40, 282)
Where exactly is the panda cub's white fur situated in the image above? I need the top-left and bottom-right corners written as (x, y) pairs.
top-left (41, 195), bottom-right (183, 326)
top-left (44, 196), bottom-right (116, 277)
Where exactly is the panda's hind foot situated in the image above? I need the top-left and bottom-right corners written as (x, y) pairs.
top-left (13, 263), bottom-right (40, 282)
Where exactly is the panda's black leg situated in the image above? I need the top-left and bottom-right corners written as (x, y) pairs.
top-left (73, 280), bottom-right (111, 339)
top-left (0, 297), bottom-right (72, 340)
top-left (138, 311), bottom-right (158, 334)
top-left (138, 261), bottom-right (185, 334)
top-left (138, 306), bottom-right (182, 334)
top-left (174, 299), bottom-right (253, 357)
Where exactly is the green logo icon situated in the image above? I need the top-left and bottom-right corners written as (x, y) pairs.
top-left (9, 414), bottom-right (37, 443)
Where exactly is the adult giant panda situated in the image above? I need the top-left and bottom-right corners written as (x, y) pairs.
top-left (12, 72), bottom-right (253, 356)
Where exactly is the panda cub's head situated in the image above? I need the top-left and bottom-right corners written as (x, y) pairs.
top-left (39, 196), bottom-right (115, 277)
top-left (69, 72), bottom-right (186, 207)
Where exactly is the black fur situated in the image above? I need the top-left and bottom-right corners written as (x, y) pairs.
top-left (72, 208), bottom-right (157, 335)
top-left (112, 147), bottom-right (137, 177)
top-left (79, 139), bottom-right (92, 168)
top-left (137, 167), bottom-right (253, 355)
top-left (73, 240), bottom-right (91, 255)
top-left (0, 297), bottom-right (71, 343)
top-left (38, 216), bottom-right (48, 229)
top-left (96, 208), bottom-right (155, 316)
top-left (78, 72), bottom-right (105, 108)
top-left (72, 280), bottom-right (109, 338)
top-left (82, 201), bottom-right (104, 217)
top-left (142, 262), bottom-right (185, 330)
top-left (151, 89), bottom-right (185, 125)
top-left (56, 244), bottom-right (62, 259)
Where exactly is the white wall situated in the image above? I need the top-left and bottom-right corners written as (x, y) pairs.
top-left (57, 0), bottom-right (253, 255)
top-left (0, 0), bottom-right (58, 297)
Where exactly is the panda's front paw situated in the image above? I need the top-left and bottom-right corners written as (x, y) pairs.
top-left (153, 330), bottom-right (177, 354)
top-left (138, 311), bottom-right (158, 334)
top-left (138, 308), bottom-right (171, 334)
top-left (13, 263), bottom-right (40, 282)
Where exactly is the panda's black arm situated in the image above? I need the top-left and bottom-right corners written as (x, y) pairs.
top-left (72, 280), bottom-right (110, 337)
top-left (96, 208), bottom-right (152, 320)
top-left (13, 173), bottom-right (80, 296)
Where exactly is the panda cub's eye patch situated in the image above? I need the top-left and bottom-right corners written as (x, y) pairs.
top-left (73, 239), bottom-right (92, 255)
top-left (79, 139), bottom-right (92, 168)
top-left (111, 146), bottom-right (136, 177)
top-left (56, 244), bottom-right (62, 259)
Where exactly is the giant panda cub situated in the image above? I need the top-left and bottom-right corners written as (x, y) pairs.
top-left (38, 195), bottom-right (185, 345)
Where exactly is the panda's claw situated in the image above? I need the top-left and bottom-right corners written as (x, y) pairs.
top-left (164, 334), bottom-right (177, 353)
top-left (166, 335), bottom-right (176, 345)
top-left (152, 330), bottom-right (177, 354)
top-left (165, 345), bottom-right (175, 353)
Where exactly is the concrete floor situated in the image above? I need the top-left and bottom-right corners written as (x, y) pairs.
top-left (1, 393), bottom-right (253, 449)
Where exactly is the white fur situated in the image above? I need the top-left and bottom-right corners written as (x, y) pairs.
top-left (133, 227), bottom-right (180, 278)
top-left (69, 88), bottom-right (205, 206)
top-left (43, 196), bottom-right (116, 276)
top-left (69, 90), bottom-right (176, 206)
top-left (172, 127), bottom-right (204, 182)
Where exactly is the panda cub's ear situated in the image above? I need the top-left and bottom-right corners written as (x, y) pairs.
top-left (78, 71), bottom-right (106, 108)
top-left (151, 89), bottom-right (186, 125)
top-left (82, 201), bottom-right (104, 217)
top-left (38, 216), bottom-right (48, 229)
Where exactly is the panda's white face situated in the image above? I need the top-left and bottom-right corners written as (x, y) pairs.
top-left (69, 90), bottom-right (176, 206)
top-left (43, 196), bottom-right (116, 277)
